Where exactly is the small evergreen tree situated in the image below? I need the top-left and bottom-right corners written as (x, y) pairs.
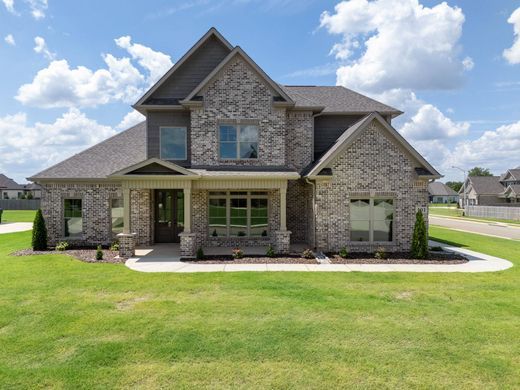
top-left (96, 245), bottom-right (103, 260)
top-left (32, 209), bottom-right (47, 251)
top-left (411, 209), bottom-right (428, 259)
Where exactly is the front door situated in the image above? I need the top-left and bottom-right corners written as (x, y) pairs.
top-left (154, 189), bottom-right (184, 243)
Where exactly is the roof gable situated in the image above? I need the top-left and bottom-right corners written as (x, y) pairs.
top-left (109, 158), bottom-right (199, 178)
top-left (0, 174), bottom-right (23, 189)
top-left (428, 182), bottom-right (458, 196)
top-left (182, 47), bottom-right (294, 104)
top-left (466, 176), bottom-right (504, 194)
top-left (304, 112), bottom-right (441, 179)
top-left (134, 28), bottom-right (233, 107)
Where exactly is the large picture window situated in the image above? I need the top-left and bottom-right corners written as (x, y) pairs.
top-left (64, 199), bottom-right (82, 238)
top-left (160, 127), bottom-right (187, 160)
top-left (219, 124), bottom-right (258, 159)
top-left (209, 191), bottom-right (268, 237)
top-left (111, 198), bottom-right (124, 235)
top-left (350, 198), bottom-right (393, 242)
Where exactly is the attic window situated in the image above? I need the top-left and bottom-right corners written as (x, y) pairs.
top-left (160, 127), bottom-right (187, 160)
top-left (219, 124), bottom-right (258, 160)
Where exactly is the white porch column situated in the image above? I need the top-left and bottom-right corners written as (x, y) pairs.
top-left (280, 182), bottom-right (287, 231)
top-left (184, 187), bottom-right (191, 233)
top-left (123, 187), bottom-right (131, 234)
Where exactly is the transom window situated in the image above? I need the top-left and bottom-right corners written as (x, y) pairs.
top-left (350, 198), bottom-right (394, 242)
top-left (64, 199), bottom-right (82, 238)
top-left (219, 124), bottom-right (258, 159)
top-left (209, 191), bottom-right (268, 237)
top-left (160, 127), bottom-right (187, 160)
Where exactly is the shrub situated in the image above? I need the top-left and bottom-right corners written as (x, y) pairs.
top-left (339, 247), bottom-right (348, 258)
top-left (411, 209), bottom-right (428, 259)
top-left (196, 247), bottom-right (204, 260)
top-left (55, 241), bottom-right (69, 251)
top-left (0, 208), bottom-right (3, 224)
top-left (211, 229), bottom-right (218, 237)
top-left (96, 245), bottom-right (103, 260)
top-left (302, 249), bottom-right (314, 259)
top-left (32, 209), bottom-right (47, 251)
top-left (110, 241), bottom-right (119, 251)
top-left (374, 247), bottom-right (387, 260)
top-left (26, 192), bottom-right (33, 200)
top-left (232, 248), bottom-right (244, 259)
top-left (266, 244), bottom-right (275, 258)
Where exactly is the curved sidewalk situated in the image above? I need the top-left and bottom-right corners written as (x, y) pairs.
top-left (0, 222), bottom-right (33, 234)
top-left (125, 243), bottom-right (513, 273)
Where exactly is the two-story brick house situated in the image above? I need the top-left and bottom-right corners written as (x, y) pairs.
top-left (29, 28), bottom-right (441, 258)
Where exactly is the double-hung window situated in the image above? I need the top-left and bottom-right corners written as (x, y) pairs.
top-left (209, 191), bottom-right (268, 237)
top-left (350, 198), bottom-right (394, 242)
top-left (111, 198), bottom-right (124, 235)
top-left (219, 124), bottom-right (258, 159)
top-left (64, 199), bottom-right (82, 238)
top-left (160, 127), bottom-right (187, 160)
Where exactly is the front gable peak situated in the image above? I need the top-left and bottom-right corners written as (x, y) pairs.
top-left (110, 158), bottom-right (199, 178)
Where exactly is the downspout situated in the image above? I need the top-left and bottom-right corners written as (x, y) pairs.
top-left (305, 178), bottom-right (316, 249)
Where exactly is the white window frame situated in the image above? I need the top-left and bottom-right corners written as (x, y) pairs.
top-left (350, 197), bottom-right (394, 243)
top-left (159, 126), bottom-right (187, 160)
top-left (218, 123), bottom-right (259, 160)
top-left (208, 191), bottom-right (269, 237)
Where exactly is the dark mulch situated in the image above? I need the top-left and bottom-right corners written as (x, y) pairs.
top-left (328, 251), bottom-right (467, 264)
top-left (10, 248), bottom-right (125, 263)
top-left (183, 254), bottom-right (318, 264)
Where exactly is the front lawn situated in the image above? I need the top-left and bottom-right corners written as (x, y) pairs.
top-left (0, 209), bottom-right (36, 223)
top-left (1, 228), bottom-right (519, 388)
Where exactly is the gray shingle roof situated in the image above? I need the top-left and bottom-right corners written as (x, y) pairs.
top-left (29, 122), bottom-right (146, 180)
top-left (467, 176), bottom-right (504, 194)
top-left (281, 85), bottom-right (402, 115)
top-left (0, 174), bottom-right (23, 189)
top-left (428, 182), bottom-right (458, 196)
top-left (508, 169), bottom-right (520, 180)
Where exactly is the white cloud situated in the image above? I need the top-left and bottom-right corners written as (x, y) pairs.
top-left (399, 104), bottom-right (469, 141)
top-left (33, 36), bottom-right (55, 60)
top-left (320, 0), bottom-right (470, 94)
top-left (17, 36), bottom-right (172, 108)
top-left (116, 110), bottom-right (145, 130)
top-left (0, 109), bottom-right (115, 182)
top-left (2, 0), bottom-right (15, 13)
top-left (504, 7), bottom-right (520, 64)
top-left (4, 34), bottom-right (15, 46)
top-left (27, 0), bottom-right (47, 19)
top-left (115, 36), bottom-right (173, 85)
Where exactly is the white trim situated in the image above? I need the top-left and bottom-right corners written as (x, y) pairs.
top-left (159, 126), bottom-right (188, 161)
top-left (350, 197), bottom-right (394, 243)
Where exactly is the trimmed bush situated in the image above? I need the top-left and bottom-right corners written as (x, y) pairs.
top-left (411, 209), bottom-right (428, 259)
top-left (56, 242), bottom-right (69, 251)
top-left (266, 244), bottom-right (275, 258)
top-left (110, 241), bottom-right (120, 251)
top-left (196, 247), bottom-right (204, 260)
top-left (374, 247), bottom-right (387, 260)
top-left (302, 249), bottom-right (314, 259)
top-left (0, 208), bottom-right (3, 224)
top-left (96, 245), bottom-right (103, 261)
top-left (232, 248), bottom-right (244, 259)
top-left (32, 209), bottom-right (47, 251)
top-left (339, 247), bottom-right (348, 259)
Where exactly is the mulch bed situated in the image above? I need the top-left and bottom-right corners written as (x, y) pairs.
top-left (328, 251), bottom-right (467, 265)
top-left (10, 248), bottom-right (125, 263)
top-left (183, 255), bottom-right (318, 264)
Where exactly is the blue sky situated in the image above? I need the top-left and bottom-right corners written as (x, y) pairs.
top-left (1, 0), bottom-right (519, 183)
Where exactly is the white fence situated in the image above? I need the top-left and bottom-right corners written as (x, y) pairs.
top-left (466, 205), bottom-right (520, 221)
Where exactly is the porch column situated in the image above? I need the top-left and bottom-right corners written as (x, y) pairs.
top-left (123, 187), bottom-right (130, 234)
top-left (184, 187), bottom-right (191, 233)
top-left (280, 182), bottom-right (287, 231)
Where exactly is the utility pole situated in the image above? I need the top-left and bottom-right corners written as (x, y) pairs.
top-left (452, 166), bottom-right (467, 210)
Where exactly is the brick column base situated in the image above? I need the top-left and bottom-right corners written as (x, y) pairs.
top-left (179, 232), bottom-right (197, 258)
top-left (273, 230), bottom-right (291, 254)
top-left (117, 233), bottom-right (136, 258)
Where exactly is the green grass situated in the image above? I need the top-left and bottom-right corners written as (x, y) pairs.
top-left (1, 210), bottom-right (36, 223)
top-left (429, 206), bottom-right (464, 217)
top-left (1, 228), bottom-right (519, 389)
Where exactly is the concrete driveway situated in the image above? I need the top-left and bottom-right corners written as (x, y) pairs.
top-left (0, 222), bottom-right (33, 234)
top-left (430, 216), bottom-right (520, 240)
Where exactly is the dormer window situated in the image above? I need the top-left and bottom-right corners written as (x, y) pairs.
top-left (219, 124), bottom-right (258, 160)
top-left (160, 127), bottom-right (187, 160)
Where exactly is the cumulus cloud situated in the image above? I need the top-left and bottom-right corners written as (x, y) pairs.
top-left (0, 109), bottom-right (116, 182)
top-left (4, 34), bottom-right (15, 46)
top-left (27, 0), bottom-right (47, 19)
top-left (2, 0), bottom-right (15, 13)
top-left (33, 36), bottom-right (55, 59)
top-left (399, 104), bottom-right (469, 141)
top-left (504, 7), bottom-right (520, 64)
top-left (16, 36), bottom-right (172, 108)
top-left (115, 36), bottom-right (173, 85)
top-left (116, 110), bottom-right (145, 130)
top-left (320, 0), bottom-right (471, 94)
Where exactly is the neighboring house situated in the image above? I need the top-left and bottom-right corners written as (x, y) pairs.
top-left (428, 182), bottom-right (459, 204)
top-left (498, 167), bottom-right (520, 203)
top-left (0, 174), bottom-right (24, 200)
top-left (459, 176), bottom-right (506, 206)
top-left (23, 183), bottom-right (42, 199)
top-left (29, 28), bottom-right (441, 258)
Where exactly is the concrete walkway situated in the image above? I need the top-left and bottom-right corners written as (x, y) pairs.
top-left (430, 215), bottom-right (520, 240)
top-left (0, 222), bottom-right (32, 234)
top-left (125, 241), bottom-right (513, 273)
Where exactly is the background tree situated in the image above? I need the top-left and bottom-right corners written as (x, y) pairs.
top-left (445, 181), bottom-right (463, 192)
top-left (468, 167), bottom-right (493, 177)
top-left (32, 209), bottom-right (47, 251)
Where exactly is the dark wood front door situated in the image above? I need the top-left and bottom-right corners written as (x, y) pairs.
top-left (154, 190), bottom-right (184, 243)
